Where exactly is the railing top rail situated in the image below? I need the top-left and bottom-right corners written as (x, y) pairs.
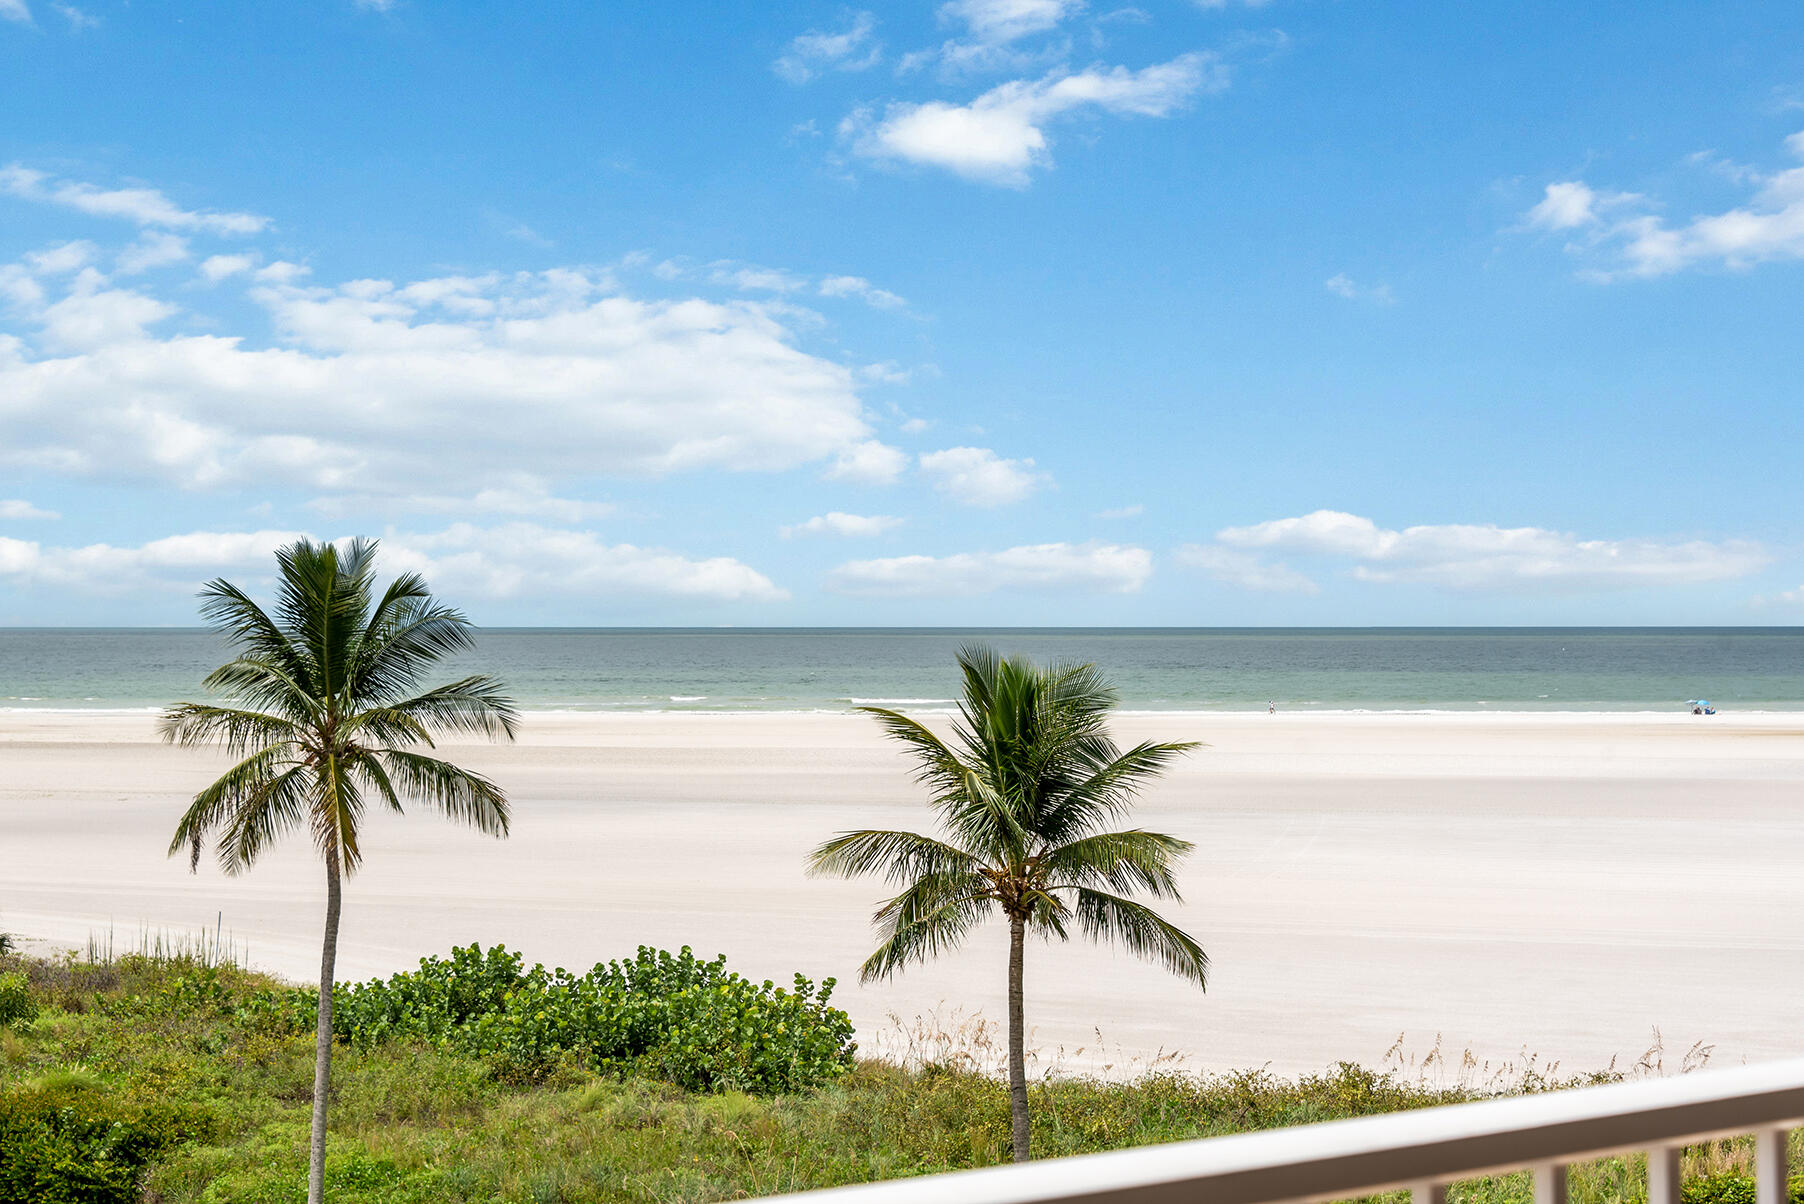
top-left (762, 1058), bottom-right (1804, 1204)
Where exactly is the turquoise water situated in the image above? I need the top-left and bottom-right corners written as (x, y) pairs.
top-left (1, 628), bottom-right (1801, 712)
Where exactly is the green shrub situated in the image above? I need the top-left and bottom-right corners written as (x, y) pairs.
top-left (0, 1084), bottom-right (215, 1203)
top-left (0, 973), bottom-right (35, 1029)
top-left (242, 944), bottom-right (856, 1093)
top-left (1683, 1173), bottom-right (1804, 1204)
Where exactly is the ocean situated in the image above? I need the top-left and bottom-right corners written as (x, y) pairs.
top-left (1, 627), bottom-right (1801, 713)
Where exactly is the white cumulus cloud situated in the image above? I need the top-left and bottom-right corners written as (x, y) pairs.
top-left (0, 258), bottom-right (889, 498)
top-left (1522, 131), bottom-right (1804, 278)
top-left (0, 528), bottom-right (310, 591)
top-left (1204, 509), bottom-right (1767, 592)
top-left (825, 440), bottom-right (909, 484)
top-left (0, 523), bottom-right (785, 603)
top-left (198, 253), bottom-right (257, 283)
top-left (842, 53), bottom-right (1224, 186)
top-left (919, 446), bottom-right (1045, 506)
top-left (829, 540), bottom-right (1150, 596)
top-left (0, 165), bottom-right (269, 235)
top-left (781, 512), bottom-right (905, 538)
top-left (380, 523), bottom-right (787, 603)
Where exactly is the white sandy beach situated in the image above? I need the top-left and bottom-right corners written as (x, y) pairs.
top-left (4, 709), bottom-right (1802, 1078)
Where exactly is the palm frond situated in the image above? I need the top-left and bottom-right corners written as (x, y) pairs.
top-left (349, 747), bottom-right (406, 815)
top-left (854, 707), bottom-right (969, 800)
top-left (349, 588), bottom-right (483, 704)
top-left (168, 743), bottom-right (303, 871)
top-left (310, 752), bottom-right (368, 873)
top-left (158, 703), bottom-right (301, 757)
top-left (807, 829), bottom-right (979, 884)
top-left (1041, 829), bottom-right (1193, 897)
top-left (195, 578), bottom-right (312, 688)
top-left (1073, 888), bottom-right (1208, 987)
top-left (861, 873), bottom-right (995, 983)
top-left (211, 759), bottom-right (313, 876)
top-left (378, 676), bottom-right (519, 741)
top-left (1040, 739), bottom-right (1200, 843)
top-left (376, 749), bottom-right (510, 838)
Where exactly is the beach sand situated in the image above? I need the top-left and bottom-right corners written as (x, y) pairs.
top-left (4, 709), bottom-right (1802, 1077)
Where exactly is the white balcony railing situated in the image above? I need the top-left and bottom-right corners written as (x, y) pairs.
top-left (763, 1058), bottom-right (1804, 1204)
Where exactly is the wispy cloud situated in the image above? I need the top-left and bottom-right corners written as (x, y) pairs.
top-left (0, 0), bottom-right (31, 25)
top-left (917, 0), bottom-right (1086, 76)
top-left (1324, 273), bottom-right (1396, 304)
top-left (307, 479), bottom-right (614, 524)
top-left (0, 499), bottom-right (58, 520)
top-left (774, 11), bottom-right (882, 84)
top-left (1176, 543), bottom-right (1317, 593)
top-left (115, 232), bottom-right (191, 276)
top-left (819, 274), bottom-right (908, 310)
top-left (0, 166), bottom-right (270, 235)
top-left (829, 540), bottom-right (1150, 595)
top-left (780, 511), bottom-right (905, 538)
top-left (1521, 131), bottom-right (1804, 278)
top-left (52, 2), bottom-right (96, 29)
top-left (1192, 509), bottom-right (1767, 593)
top-left (842, 53), bottom-right (1224, 186)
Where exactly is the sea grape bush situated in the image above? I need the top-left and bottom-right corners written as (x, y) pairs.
top-left (243, 944), bottom-right (856, 1093)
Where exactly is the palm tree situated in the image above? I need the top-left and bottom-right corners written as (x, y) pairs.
top-left (809, 644), bottom-right (1208, 1164)
top-left (161, 538), bottom-right (516, 1204)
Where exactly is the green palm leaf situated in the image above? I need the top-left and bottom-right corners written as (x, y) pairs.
top-left (814, 642), bottom-right (1206, 1164)
top-left (162, 537), bottom-right (517, 1204)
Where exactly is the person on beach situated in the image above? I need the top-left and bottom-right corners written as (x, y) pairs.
top-left (1268, 700), bottom-right (1275, 715)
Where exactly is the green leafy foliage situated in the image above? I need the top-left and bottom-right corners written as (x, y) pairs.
top-left (0, 972), bottom-right (36, 1029)
top-left (241, 944), bottom-right (857, 1093)
top-left (1682, 1173), bottom-right (1804, 1204)
top-left (5, 949), bottom-right (1801, 1204)
top-left (0, 1080), bottom-right (216, 1203)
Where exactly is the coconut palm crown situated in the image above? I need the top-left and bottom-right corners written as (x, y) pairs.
top-left (161, 537), bottom-right (516, 1204)
top-left (809, 643), bottom-right (1207, 1163)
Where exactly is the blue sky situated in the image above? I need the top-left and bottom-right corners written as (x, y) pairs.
top-left (2, 0), bottom-right (1802, 625)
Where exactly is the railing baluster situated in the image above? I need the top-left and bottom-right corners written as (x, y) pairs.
top-left (1754, 1127), bottom-right (1791, 1204)
top-left (1647, 1145), bottom-right (1683, 1204)
top-left (1533, 1162), bottom-right (1569, 1204)
top-left (1409, 1181), bottom-right (1447, 1204)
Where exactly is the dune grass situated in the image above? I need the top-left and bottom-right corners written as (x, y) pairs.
top-left (0, 946), bottom-right (1796, 1204)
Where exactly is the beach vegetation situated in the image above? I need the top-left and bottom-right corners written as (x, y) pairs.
top-left (0, 946), bottom-right (1798, 1204)
top-left (159, 537), bottom-right (518, 1204)
top-left (809, 643), bottom-right (1206, 1161)
top-left (239, 943), bottom-right (856, 1093)
top-left (0, 972), bottom-right (35, 1029)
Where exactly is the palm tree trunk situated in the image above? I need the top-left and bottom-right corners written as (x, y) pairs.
top-left (1008, 913), bottom-right (1030, 1163)
top-left (307, 852), bottom-right (341, 1204)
